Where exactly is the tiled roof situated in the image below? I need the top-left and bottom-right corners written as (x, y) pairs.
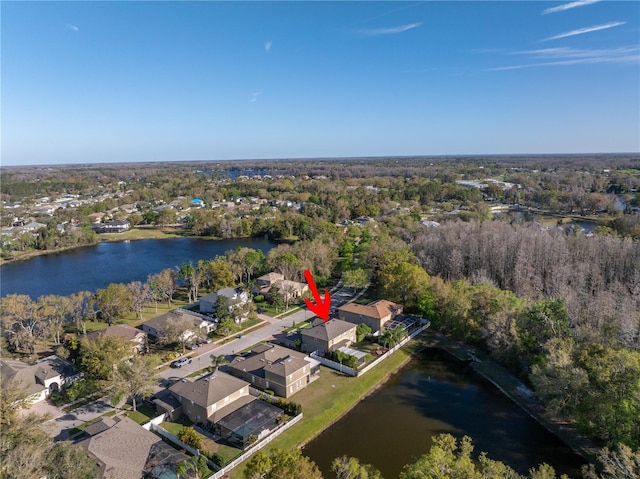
top-left (338, 300), bottom-right (401, 320)
top-left (256, 272), bottom-right (284, 283)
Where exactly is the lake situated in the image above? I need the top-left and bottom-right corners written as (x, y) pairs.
top-left (304, 349), bottom-right (585, 478)
top-left (0, 237), bottom-right (277, 299)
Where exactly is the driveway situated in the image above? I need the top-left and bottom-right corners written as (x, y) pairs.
top-left (33, 282), bottom-right (366, 440)
top-left (157, 283), bottom-right (363, 383)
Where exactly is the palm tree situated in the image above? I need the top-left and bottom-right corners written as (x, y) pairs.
top-left (210, 354), bottom-right (228, 371)
top-left (176, 455), bottom-right (210, 479)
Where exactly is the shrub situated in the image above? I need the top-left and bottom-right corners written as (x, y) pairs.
top-left (253, 295), bottom-right (264, 303)
top-left (177, 426), bottom-right (202, 450)
top-left (264, 389), bottom-right (275, 396)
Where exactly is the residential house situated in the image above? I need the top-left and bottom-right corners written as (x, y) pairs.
top-left (86, 324), bottom-right (147, 356)
top-left (227, 343), bottom-right (318, 398)
top-left (92, 220), bottom-right (130, 233)
top-left (337, 300), bottom-right (403, 334)
top-left (272, 279), bottom-right (309, 303)
top-left (300, 318), bottom-right (357, 354)
top-left (200, 287), bottom-right (249, 316)
top-left (87, 212), bottom-right (106, 223)
top-left (0, 355), bottom-right (81, 403)
top-left (76, 415), bottom-right (188, 479)
top-left (141, 309), bottom-right (214, 339)
top-left (22, 221), bottom-right (47, 232)
top-left (167, 371), bottom-right (283, 448)
top-left (255, 272), bottom-right (308, 302)
top-left (256, 272), bottom-right (284, 291)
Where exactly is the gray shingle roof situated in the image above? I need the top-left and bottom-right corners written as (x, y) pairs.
top-left (300, 318), bottom-right (356, 342)
top-left (228, 343), bottom-right (310, 380)
top-left (169, 371), bottom-right (248, 409)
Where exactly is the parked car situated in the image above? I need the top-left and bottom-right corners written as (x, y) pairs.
top-left (171, 357), bottom-right (192, 368)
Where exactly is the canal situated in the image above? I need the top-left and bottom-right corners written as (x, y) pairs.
top-left (304, 349), bottom-right (585, 478)
top-left (0, 237), bottom-right (277, 299)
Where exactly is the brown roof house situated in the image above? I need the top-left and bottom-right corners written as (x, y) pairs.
top-left (0, 355), bottom-right (81, 403)
top-left (166, 371), bottom-right (283, 448)
top-left (227, 343), bottom-right (318, 398)
top-left (141, 309), bottom-right (215, 339)
top-left (256, 272), bottom-right (284, 291)
top-left (76, 415), bottom-right (188, 479)
top-left (87, 324), bottom-right (147, 356)
top-left (255, 272), bottom-right (308, 303)
top-left (300, 318), bottom-right (357, 354)
top-left (337, 300), bottom-right (403, 334)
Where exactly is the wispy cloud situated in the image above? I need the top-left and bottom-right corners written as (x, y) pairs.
top-left (360, 22), bottom-right (422, 36)
top-left (249, 92), bottom-right (261, 103)
top-left (488, 46), bottom-right (639, 71)
top-left (65, 23), bottom-right (79, 32)
top-left (542, 0), bottom-right (600, 15)
top-left (265, 41), bottom-right (272, 53)
top-left (543, 21), bottom-right (626, 41)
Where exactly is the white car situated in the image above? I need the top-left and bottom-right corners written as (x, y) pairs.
top-left (171, 357), bottom-right (192, 368)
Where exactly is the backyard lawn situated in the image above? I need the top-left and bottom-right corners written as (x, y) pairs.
top-left (160, 421), bottom-right (242, 465)
top-left (228, 338), bottom-right (420, 478)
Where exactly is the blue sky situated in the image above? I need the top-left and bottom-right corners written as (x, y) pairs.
top-left (2, 1), bottom-right (639, 165)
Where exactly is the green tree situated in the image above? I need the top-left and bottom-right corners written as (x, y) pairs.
top-left (44, 441), bottom-right (97, 479)
top-left (111, 355), bottom-right (159, 411)
top-left (332, 455), bottom-right (384, 479)
top-left (378, 262), bottom-right (430, 310)
top-left (177, 455), bottom-right (211, 479)
top-left (356, 323), bottom-right (372, 342)
top-left (244, 448), bottom-right (322, 479)
top-left (400, 434), bottom-right (525, 479)
top-left (211, 354), bottom-right (228, 371)
top-left (79, 334), bottom-right (129, 380)
top-left (95, 283), bottom-right (132, 326)
top-left (343, 268), bottom-right (369, 292)
top-left (178, 426), bottom-right (202, 450)
top-left (206, 257), bottom-right (235, 291)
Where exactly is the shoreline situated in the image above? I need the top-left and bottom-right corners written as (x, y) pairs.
top-left (421, 330), bottom-right (599, 465)
top-left (229, 331), bottom-right (596, 478)
top-left (0, 228), bottom-right (279, 267)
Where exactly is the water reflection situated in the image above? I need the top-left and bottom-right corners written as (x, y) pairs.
top-left (304, 349), bottom-right (585, 478)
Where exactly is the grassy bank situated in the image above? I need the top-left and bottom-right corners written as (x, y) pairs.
top-left (98, 227), bottom-right (186, 242)
top-left (228, 339), bottom-right (420, 479)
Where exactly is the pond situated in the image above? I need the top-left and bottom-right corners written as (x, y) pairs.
top-left (304, 349), bottom-right (585, 478)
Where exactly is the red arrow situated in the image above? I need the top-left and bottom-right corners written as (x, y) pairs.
top-left (303, 269), bottom-right (331, 322)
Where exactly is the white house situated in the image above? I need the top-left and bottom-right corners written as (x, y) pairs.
top-left (200, 287), bottom-right (249, 315)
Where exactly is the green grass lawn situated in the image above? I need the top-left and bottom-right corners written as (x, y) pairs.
top-left (99, 227), bottom-right (184, 242)
top-left (160, 421), bottom-right (242, 465)
top-left (228, 340), bottom-right (417, 478)
top-left (84, 300), bottom-right (190, 332)
top-left (125, 404), bottom-right (155, 424)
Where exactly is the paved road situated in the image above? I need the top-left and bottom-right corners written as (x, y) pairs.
top-left (157, 284), bottom-right (359, 382)
top-left (34, 282), bottom-right (363, 440)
